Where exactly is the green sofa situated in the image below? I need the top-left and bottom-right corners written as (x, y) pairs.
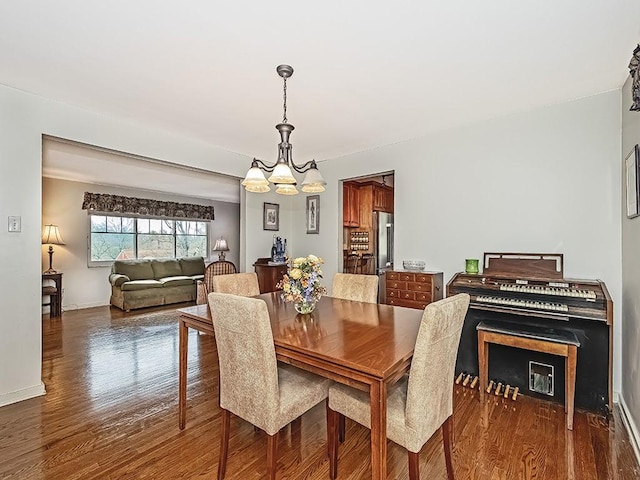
top-left (109, 257), bottom-right (205, 311)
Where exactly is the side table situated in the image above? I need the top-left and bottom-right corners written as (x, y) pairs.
top-left (42, 272), bottom-right (63, 317)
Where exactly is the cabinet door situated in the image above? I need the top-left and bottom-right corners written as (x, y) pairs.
top-left (385, 188), bottom-right (394, 213)
top-left (347, 184), bottom-right (360, 227)
top-left (373, 186), bottom-right (386, 211)
top-left (343, 184), bottom-right (351, 226)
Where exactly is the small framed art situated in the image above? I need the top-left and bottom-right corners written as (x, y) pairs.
top-left (263, 202), bottom-right (280, 231)
top-left (306, 195), bottom-right (319, 234)
top-left (625, 145), bottom-right (640, 219)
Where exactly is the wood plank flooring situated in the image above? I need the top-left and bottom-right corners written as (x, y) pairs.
top-left (0, 304), bottom-right (638, 479)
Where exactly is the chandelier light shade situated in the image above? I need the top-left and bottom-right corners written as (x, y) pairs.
top-left (212, 236), bottom-right (230, 261)
top-left (42, 224), bottom-right (65, 274)
top-left (241, 65), bottom-right (327, 195)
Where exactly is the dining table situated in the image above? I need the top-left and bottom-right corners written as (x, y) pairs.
top-left (178, 292), bottom-right (424, 480)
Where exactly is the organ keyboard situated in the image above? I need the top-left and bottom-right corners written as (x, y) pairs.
top-left (451, 275), bottom-right (610, 323)
top-left (446, 252), bottom-right (613, 413)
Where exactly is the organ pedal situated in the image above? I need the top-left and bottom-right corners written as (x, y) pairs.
top-left (486, 380), bottom-right (495, 394)
top-left (455, 372), bottom-right (464, 385)
top-left (503, 385), bottom-right (511, 398)
top-left (462, 374), bottom-right (471, 386)
top-left (470, 376), bottom-right (479, 389)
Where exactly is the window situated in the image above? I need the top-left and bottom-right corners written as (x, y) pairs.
top-left (89, 214), bottom-right (208, 265)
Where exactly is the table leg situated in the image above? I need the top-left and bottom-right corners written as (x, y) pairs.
top-left (566, 346), bottom-right (577, 430)
top-left (478, 331), bottom-right (488, 403)
top-left (370, 380), bottom-right (387, 480)
top-left (179, 318), bottom-right (188, 429)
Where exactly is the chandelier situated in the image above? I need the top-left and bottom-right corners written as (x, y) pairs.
top-left (242, 65), bottom-right (326, 195)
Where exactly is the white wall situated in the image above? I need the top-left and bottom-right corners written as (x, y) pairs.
top-left (621, 76), bottom-right (640, 452)
top-left (291, 91), bottom-right (623, 393)
top-left (0, 83), bottom-right (259, 406)
top-left (42, 177), bottom-right (241, 310)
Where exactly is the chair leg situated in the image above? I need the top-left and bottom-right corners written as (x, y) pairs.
top-left (267, 431), bottom-right (279, 480)
top-left (408, 451), bottom-right (420, 480)
top-left (218, 409), bottom-right (231, 480)
top-left (442, 416), bottom-right (454, 480)
top-left (326, 401), bottom-right (339, 480)
top-left (338, 413), bottom-right (346, 443)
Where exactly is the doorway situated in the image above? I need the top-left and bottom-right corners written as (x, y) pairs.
top-left (341, 171), bottom-right (394, 278)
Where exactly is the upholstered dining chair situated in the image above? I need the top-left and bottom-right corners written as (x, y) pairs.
top-left (211, 271), bottom-right (260, 297)
top-left (196, 260), bottom-right (237, 304)
top-left (332, 273), bottom-right (379, 303)
top-left (327, 293), bottom-right (470, 480)
top-left (207, 292), bottom-right (331, 480)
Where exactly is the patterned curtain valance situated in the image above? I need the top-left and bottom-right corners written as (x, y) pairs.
top-left (630, 44), bottom-right (640, 112)
top-left (81, 192), bottom-right (215, 220)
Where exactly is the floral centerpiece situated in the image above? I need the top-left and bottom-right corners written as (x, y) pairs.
top-left (278, 254), bottom-right (327, 314)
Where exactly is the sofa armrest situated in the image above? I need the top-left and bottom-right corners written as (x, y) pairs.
top-left (109, 273), bottom-right (131, 287)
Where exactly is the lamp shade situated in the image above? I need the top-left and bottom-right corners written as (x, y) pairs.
top-left (213, 237), bottom-right (229, 252)
top-left (301, 167), bottom-right (327, 193)
top-left (275, 184), bottom-right (299, 195)
top-left (268, 162), bottom-right (296, 184)
top-left (42, 225), bottom-right (65, 245)
top-left (242, 166), bottom-right (269, 187)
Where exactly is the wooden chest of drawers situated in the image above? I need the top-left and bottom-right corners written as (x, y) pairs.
top-left (384, 270), bottom-right (443, 310)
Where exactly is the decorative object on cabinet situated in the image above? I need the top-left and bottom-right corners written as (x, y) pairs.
top-left (42, 224), bottom-right (65, 274)
top-left (254, 258), bottom-right (288, 294)
top-left (270, 236), bottom-right (287, 264)
top-left (263, 203), bottom-right (279, 231)
top-left (625, 145), bottom-right (640, 218)
top-left (465, 258), bottom-right (480, 274)
top-left (402, 260), bottom-right (426, 271)
top-left (212, 237), bottom-right (230, 261)
top-left (629, 44), bottom-right (640, 111)
top-left (384, 270), bottom-right (443, 310)
top-left (278, 254), bottom-right (327, 314)
top-left (306, 195), bottom-right (320, 234)
top-left (241, 65), bottom-right (326, 195)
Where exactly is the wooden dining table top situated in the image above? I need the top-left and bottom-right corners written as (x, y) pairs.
top-left (179, 292), bottom-right (424, 380)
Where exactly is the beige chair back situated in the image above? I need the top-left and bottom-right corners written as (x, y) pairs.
top-left (208, 292), bottom-right (280, 431)
top-left (332, 273), bottom-right (378, 303)
top-left (212, 272), bottom-right (260, 297)
top-left (405, 294), bottom-right (470, 439)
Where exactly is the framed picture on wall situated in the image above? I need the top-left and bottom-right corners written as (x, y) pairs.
top-left (263, 203), bottom-right (279, 231)
top-left (625, 145), bottom-right (640, 219)
top-left (306, 195), bottom-right (320, 234)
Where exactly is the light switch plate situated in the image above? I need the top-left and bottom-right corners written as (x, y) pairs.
top-left (8, 216), bottom-right (21, 232)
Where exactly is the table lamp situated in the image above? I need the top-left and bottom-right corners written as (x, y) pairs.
top-left (42, 224), bottom-right (65, 274)
top-left (212, 237), bottom-right (229, 261)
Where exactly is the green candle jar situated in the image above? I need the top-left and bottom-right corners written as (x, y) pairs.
top-left (465, 259), bottom-right (479, 274)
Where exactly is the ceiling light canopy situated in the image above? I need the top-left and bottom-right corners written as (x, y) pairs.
top-left (242, 65), bottom-right (326, 195)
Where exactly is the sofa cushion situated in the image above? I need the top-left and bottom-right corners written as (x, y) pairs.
top-left (159, 276), bottom-right (195, 287)
top-left (114, 259), bottom-right (155, 281)
top-left (152, 259), bottom-right (183, 279)
top-left (191, 274), bottom-right (205, 282)
top-left (121, 279), bottom-right (164, 291)
top-left (180, 257), bottom-right (205, 276)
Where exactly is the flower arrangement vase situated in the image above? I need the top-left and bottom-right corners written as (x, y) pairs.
top-left (294, 299), bottom-right (317, 314)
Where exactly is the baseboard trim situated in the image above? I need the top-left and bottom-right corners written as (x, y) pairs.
top-left (618, 393), bottom-right (640, 467)
top-left (0, 382), bottom-right (46, 407)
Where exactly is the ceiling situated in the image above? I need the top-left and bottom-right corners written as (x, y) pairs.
top-left (42, 138), bottom-right (241, 203)
top-left (3, 1), bottom-right (640, 193)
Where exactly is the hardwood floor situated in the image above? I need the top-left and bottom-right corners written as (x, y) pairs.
top-left (0, 305), bottom-right (638, 479)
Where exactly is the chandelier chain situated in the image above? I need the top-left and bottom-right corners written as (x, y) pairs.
top-left (282, 77), bottom-right (288, 124)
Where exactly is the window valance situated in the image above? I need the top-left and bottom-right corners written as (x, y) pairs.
top-left (81, 192), bottom-right (215, 221)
